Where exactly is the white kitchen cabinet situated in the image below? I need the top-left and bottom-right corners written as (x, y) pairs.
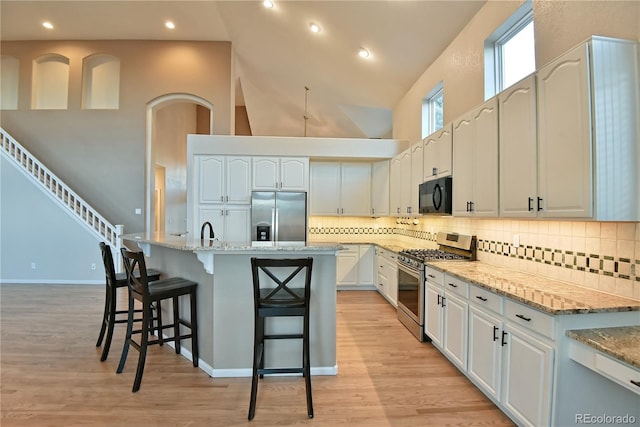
top-left (536, 37), bottom-right (639, 220)
top-left (197, 155), bottom-right (251, 205)
top-left (499, 74), bottom-right (538, 217)
top-left (252, 156), bottom-right (308, 191)
top-left (309, 161), bottom-right (371, 216)
top-left (371, 160), bottom-right (390, 217)
top-left (442, 291), bottom-right (468, 370)
top-left (424, 282), bottom-right (444, 348)
top-left (198, 205), bottom-right (250, 242)
top-left (389, 156), bottom-right (402, 216)
top-left (501, 323), bottom-right (554, 427)
top-left (337, 244), bottom-right (375, 289)
top-left (423, 124), bottom-right (452, 181)
top-left (410, 142), bottom-right (423, 215)
top-left (468, 305), bottom-right (503, 401)
top-left (399, 149), bottom-right (412, 216)
top-left (452, 98), bottom-right (499, 217)
top-left (375, 247), bottom-right (398, 306)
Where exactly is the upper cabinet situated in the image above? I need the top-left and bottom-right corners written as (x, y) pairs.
top-left (390, 148), bottom-right (415, 216)
top-left (499, 74), bottom-right (538, 217)
top-left (371, 160), bottom-right (390, 217)
top-left (536, 37), bottom-right (639, 220)
top-left (197, 155), bottom-right (251, 205)
top-left (410, 142), bottom-right (423, 216)
top-left (452, 98), bottom-right (499, 217)
top-left (252, 156), bottom-right (309, 192)
top-left (423, 124), bottom-right (453, 182)
top-left (309, 161), bottom-right (371, 216)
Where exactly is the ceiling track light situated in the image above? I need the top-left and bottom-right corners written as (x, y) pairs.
top-left (358, 48), bottom-right (370, 58)
top-left (263, 0), bottom-right (274, 8)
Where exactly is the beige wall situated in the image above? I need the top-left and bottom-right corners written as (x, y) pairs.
top-left (0, 40), bottom-right (232, 231)
top-left (392, 0), bottom-right (640, 145)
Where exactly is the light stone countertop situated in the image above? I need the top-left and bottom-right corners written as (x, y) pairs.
top-left (566, 326), bottom-right (640, 369)
top-left (122, 232), bottom-right (343, 253)
top-left (425, 261), bottom-right (640, 315)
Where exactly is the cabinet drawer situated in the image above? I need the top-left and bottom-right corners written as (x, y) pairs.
top-left (469, 284), bottom-right (503, 315)
top-left (504, 299), bottom-right (555, 339)
top-left (424, 266), bottom-right (443, 285)
top-left (444, 274), bottom-right (469, 298)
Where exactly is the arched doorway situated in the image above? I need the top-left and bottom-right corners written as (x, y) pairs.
top-left (145, 93), bottom-right (213, 233)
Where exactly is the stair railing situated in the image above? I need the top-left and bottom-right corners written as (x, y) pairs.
top-left (0, 127), bottom-right (124, 271)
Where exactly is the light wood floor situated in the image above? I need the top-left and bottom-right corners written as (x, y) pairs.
top-left (1, 284), bottom-right (514, 426)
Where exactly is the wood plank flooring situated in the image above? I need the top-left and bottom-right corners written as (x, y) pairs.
top-left (0, 284), bottom-right (514, 426)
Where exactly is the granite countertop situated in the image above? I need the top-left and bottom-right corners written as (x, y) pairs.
top-left (426, 261), bottom-right (640, 315)
top-left (123, 232), bottom-right (343, 252)
top-left (566, 326), bottom-right (640, 369)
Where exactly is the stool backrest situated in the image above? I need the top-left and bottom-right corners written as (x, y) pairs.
top-left (99, 242), bottom-right (117, 287)
top-left (251, 258), bottom-right (313, 309)
top-left (120, 249), bottom-right (150, 298)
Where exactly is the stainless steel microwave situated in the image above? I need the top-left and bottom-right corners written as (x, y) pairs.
top-left (419, 176), bottom-right (452, 215)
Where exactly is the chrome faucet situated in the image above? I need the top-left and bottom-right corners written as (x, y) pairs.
top-left (200, 221), bottom-right (215, 240)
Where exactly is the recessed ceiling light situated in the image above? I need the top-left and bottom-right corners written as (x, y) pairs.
top-left (263, 0), bottom-right (274, 8)
top-left (309, 23), bottom-right (321, 33)
top-left (358, 48), bottom-right (370, 58)
top-left (165, 21), bottom-right (175, 29)
top-left (42, 21), bottom-right (54, 30)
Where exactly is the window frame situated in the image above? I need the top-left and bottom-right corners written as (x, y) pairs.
top-left (421, 82), bottom-right (444, 139)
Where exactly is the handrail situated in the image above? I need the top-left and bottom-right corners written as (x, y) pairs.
top-left (0, 127), bottom-right (124, 270)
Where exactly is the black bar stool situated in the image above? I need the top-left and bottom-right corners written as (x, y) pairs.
top-left (95, 242), bottom-right (161, 361)
top-left (117, 248), bottom-right (199, 392)
top-left (248, 257), bottom-right (314, 420)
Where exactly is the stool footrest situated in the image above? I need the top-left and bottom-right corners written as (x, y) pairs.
top-left (264, 333), bottom-right (304, 340)
top-left (258, 367), bottom-right (305, 376)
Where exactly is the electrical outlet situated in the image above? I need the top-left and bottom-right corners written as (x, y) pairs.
top-left (31, 262), bottom-right (36, 269)
top-left (91, 263), bottom-right (96, 270)
top-left (512, 234), bottom-right (520, 247)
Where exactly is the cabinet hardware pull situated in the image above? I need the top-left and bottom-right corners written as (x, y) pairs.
top-left (437, 294), bottom-right (441, 306)
top-left (515, 314), bottom-right (532, 322)
top-left (501, 331), bottom-right (508, 346)
top-left (432, 167), bottom-right (437, 176)
top-left (537, 197), bottom-right (543, 211)
top-left (493, 326), bottom-right (499, 341)
top-left (428, 274), bottom-right (436, 279)
top-left (447, 282), bottom-right (457, 288)
top-left (476, 296), bottom-right (488, 302)
top-left (469, 201), bottom-right (474, 212)
top-left (466, 201), bottom-right (470, 212)
top-left (528, 197), bottom-right (533, 211)
top-left (220, 196), bottom-right (224, 202)
top-left (441, 296), bottom-right (446, 307)
top-left (630, 380), bottom-right (640, 388)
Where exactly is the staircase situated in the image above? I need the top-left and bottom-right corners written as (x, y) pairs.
top-left (0, 127), bottom-right (124, 268)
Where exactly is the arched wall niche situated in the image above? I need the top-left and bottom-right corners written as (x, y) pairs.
top-left (32, 53), bottom-right (69, 110)
top-left (82, 54), bottom-right (120, 109)
top-left (1, 55), bottom-right (19, 110)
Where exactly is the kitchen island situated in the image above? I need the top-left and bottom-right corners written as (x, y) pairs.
top-left (122, 232), bottom-right (342, 378)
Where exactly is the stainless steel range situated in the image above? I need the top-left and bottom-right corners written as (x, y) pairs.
top-left (396, 232), bottom-right (476, 341)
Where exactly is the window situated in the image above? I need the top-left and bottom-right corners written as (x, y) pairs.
top-left (421, 82), bottom-right (443, 138)
top-left (484, 0), bottom-right (535, 99)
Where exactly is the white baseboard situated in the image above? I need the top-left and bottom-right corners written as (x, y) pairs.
top-left (0, 279), bottom-right (102, 285)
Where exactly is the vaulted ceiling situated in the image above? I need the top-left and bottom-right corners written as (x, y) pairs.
top-left (1, 1), bottom-right (486, 138)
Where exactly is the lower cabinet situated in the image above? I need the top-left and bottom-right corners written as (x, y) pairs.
top-left (198, 206), bottom-right (250, 242)
top-left (336, 244), bottom-right (375, 290)
top-left (375, 247), bottom-right (398, 306)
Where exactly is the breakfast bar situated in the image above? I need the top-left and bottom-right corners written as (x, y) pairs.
top-left (122, 232), bottom-right (342, 378)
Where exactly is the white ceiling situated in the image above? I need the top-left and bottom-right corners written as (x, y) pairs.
top-left (0, 0), bottom-right (486, 139)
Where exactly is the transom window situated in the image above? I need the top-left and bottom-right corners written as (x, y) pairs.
top-left (421, 82), bottom-right (444, 139)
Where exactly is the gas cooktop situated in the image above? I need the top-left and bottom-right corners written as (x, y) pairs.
top-left (397, 232), bottom-right (476, 269)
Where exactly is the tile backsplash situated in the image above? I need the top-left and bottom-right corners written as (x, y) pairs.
top-left (308, 216), bottom-right (640, 300)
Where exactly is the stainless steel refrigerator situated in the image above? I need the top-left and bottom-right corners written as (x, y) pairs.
top-left (251, 191), bottom-right (307, 244)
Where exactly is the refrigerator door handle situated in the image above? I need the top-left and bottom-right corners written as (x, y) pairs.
top-left (273, 208), bottom-right (279, 242)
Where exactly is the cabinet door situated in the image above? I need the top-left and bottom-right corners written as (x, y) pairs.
top-left (499, 75), bottom-right (538, 217)
top-left (341, 162), bottom-right (371, 216)
top-left (410, 142), bottom-right (423, 215)
top-left (224, 206), bottom-right (251, 242)
top-left (252, 157), bottom-right (279, 191)
top-left (537, 43), bottom-right (592, 218)
top-left (389, 156), bottom-right (402, 216)
top-left (399, 150), bottom-right (412, 215)
top-left (358, 245), bottom-right (374, 286)
top-left (198, 207), bottom-right (225, 241)
top-left (502, 324), bottom-right (554, 427)
top-left (309, 162), bottom-right (340, 215)
top-left (385, 255), bottom-right (398, 306)
top-left (371, 160), bottom-right (390, 216)
top-left (226, 157), bottom-right (252, 204)
top-left (443, 292), bottom-right (468, 371)
top-left (280, 157), bottom-right (309, 191)
top-left (199, 156), bottom-right (224, 204)
top-left (472, 98), bottom-right (499, 217)
top-left (435, 125), bottom-right (452, 178)
top-left (423, 137), bottom-right (437, 181)
top-left (336, 246), bottom-right (359, 287)
top-left (468, 306), bottom-right (502, 400)
top-left (452, 117), bottom-right (473, 216)
top-left (424, 283), bottom-right (443, 348)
